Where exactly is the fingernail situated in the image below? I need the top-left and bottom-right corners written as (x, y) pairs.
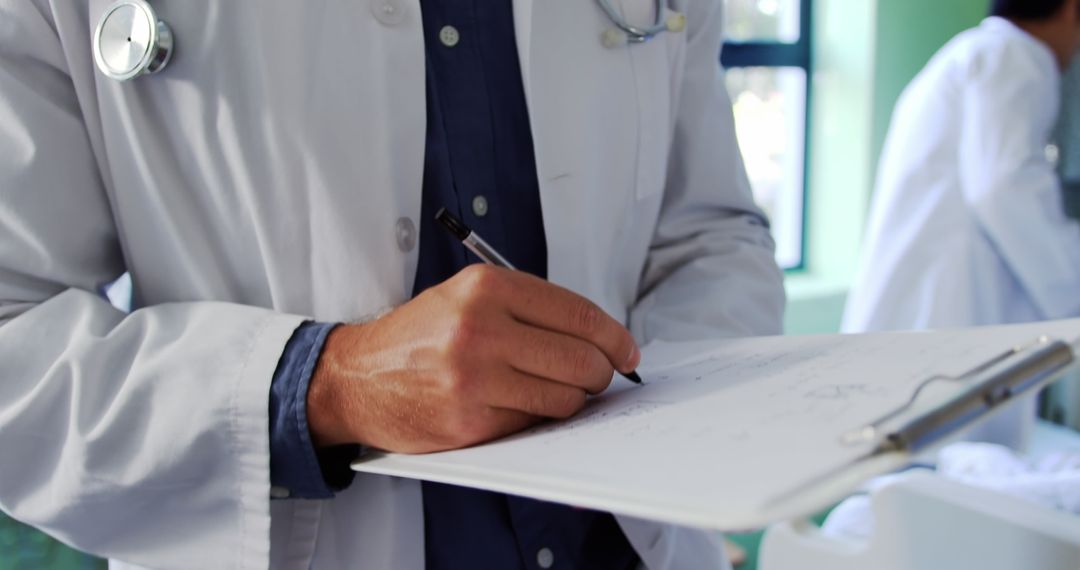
top-left (626, 343), bottom-right (640, 370)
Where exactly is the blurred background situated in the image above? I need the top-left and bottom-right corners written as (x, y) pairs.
top-left (4, 0), bottom-right (1079, 567)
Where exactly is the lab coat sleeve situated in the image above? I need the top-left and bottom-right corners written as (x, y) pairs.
top-left (0, 3), bottom-right (305, 568)
top-left (959, 44), bottom-right (1080, 319)
top-left (629, 0), bottom-right (786, 342)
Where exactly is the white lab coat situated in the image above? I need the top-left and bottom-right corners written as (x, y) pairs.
top-left (0, 1), bottom-right (784, 569)
top-left (844, 17), bottom-right (1080, 333)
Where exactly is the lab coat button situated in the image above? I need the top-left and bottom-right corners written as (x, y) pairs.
top-left (471, 195), bottom-right (489, 217)
top-left (439, 25), bottom-right (460, 47)
top-left (1046, 143), bottom-right (1060, 166)
top-left (371, 0), bottom-right (406, 26)
top-left (536, 547), bottom-right (554, 569)
top-left (270, 486), bottom-right (290, 499)
top-left (396, 217), bottom-right (417, 252)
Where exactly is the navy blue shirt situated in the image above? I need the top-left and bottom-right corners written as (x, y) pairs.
top-left (270, 1), bottom-right (639, 567)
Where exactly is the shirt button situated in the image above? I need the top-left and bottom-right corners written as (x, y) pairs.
top-left (471, 195), bottom-right (489, 217)
top-left (439, 25), bottom-right (460, 47)
top-left (395, 217), bottom-right (417, 252)
top-left (536, 547), bottom-right (554, 569)
top-left (270, 486), bottom-right (291, 499)
top-left (371, 0), bottom-right (406, 26)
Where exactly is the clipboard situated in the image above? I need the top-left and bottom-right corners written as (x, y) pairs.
top-left (351, 319), bottom-right (1080, 531)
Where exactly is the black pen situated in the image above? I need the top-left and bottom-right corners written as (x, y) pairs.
top-left (436, 207), bottom-right (643, 385)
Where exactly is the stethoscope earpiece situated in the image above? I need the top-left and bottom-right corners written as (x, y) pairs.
top-left (665, 13), bottom-right (686, 33)
top-left (601, 28), bottom-right (630, 49)
top-left (93, 0), bottom-right (173, 82)
top-left (595, 0), bottom-right (684, 49)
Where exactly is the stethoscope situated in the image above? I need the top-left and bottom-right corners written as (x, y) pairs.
top-left (92, 0), bottom-right (685, 82)
top-left (93, 0), bottom-right (173, 82)
top-left (595, 0), bottom-right (687, 48)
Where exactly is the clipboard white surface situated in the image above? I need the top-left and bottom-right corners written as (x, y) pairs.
top-left (351, 319), bottom-right (1080, 531)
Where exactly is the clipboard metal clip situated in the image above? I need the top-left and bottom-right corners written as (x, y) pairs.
top-left (768, 336), bottom-right (1075, 509)
top-left (839, 336), bottom-right (1074, 452)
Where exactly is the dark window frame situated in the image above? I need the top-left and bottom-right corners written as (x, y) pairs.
top-left (720, 0), bottom-right (812, 271)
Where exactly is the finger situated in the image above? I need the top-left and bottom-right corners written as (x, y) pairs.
top-left (476, 406), bottom-right (542, 441)
top-left (441, 405), bottom-right (539, 450)
top-left (497, 320), bottom-right (614, 394)
top-left (482, 368), bottom-right (589, 419)
top-left (487, 270), bottom-right (640, 373)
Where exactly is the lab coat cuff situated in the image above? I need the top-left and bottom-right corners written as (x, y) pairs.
top-left (233, 312), bottom-right (310, 570)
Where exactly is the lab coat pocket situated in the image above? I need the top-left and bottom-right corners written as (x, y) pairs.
top-left (626, 7), bottom-right (684, 200)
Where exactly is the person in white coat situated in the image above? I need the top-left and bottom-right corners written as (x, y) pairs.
top-left (0, 1), bottom-right (784, 569)
top-left (846, 0), bottom-right (1080, 332)
top-left (843, 0), bottom-right (1080, 447)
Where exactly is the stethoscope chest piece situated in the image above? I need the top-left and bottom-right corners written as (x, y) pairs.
top-left (93, 0), bottom-right (173, 81)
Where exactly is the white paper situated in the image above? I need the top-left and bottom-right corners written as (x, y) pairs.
top-left (352, 320), bottom-right (1080, 530)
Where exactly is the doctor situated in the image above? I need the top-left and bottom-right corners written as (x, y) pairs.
top-left (846, 0), bottom-right (1080, 332)
top-left (0, 0), bottom-right (783, 568)
top-left (844, 0), bottom-right (1080, 445)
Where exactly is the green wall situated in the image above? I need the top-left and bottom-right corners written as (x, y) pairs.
top-left (871, 0), bottom-right (991, 175)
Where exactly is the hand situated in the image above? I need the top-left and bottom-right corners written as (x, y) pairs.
top-left (306, 265), bottom-right (641, 454)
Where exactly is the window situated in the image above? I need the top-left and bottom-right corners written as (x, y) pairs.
top-left (722, 0), bottom-right (811, 270)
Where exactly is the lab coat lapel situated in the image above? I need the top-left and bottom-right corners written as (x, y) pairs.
top-left (515, 0), bottom-right (582, 185)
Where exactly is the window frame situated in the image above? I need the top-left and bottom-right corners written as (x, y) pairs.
top-left (720, 0), bottom-right (813, 272)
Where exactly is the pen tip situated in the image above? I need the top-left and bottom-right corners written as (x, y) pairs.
top-left (623, 370), bottom-right (643, 384)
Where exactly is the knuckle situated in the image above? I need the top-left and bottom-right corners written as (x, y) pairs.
top-left (458, 263), bottom-right (487, 283)
top-left (570, 299), bottom-right (604, 336)
top-left (458, 264), bottom-right (500, 296)
top-left (535, 337), bottom-right (563, 367)
top-left (569, 347), bottom-right (599, 379)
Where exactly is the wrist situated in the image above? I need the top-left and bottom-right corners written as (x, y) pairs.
top-left (307, 323), bottom-right (366, 448)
